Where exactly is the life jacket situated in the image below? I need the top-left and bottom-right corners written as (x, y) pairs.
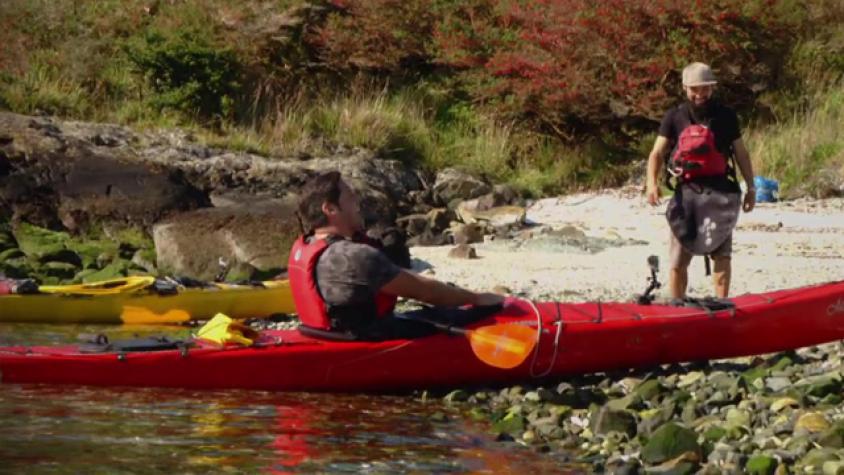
top-left (287, 234), bottom-right (398, 333)
top-left (667, 104), bottom-right (732, 185)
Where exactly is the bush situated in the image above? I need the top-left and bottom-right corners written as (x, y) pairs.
top-left (126, 29), bottom-right (241, 122)
top-left (313, 0), bottom-right (440, 74)
top-left (433, 0), bottom-right (795, 141)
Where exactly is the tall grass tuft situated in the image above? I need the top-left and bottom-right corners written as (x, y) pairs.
top-left (185, 85), bottom-right (634, 197)
top-left (0, 64), bottom-right (92, 117)
top-left (746, 82), bottom-right (844, 198)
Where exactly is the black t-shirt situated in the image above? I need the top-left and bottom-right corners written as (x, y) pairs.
top-left (659, 101), bottom-right (741, 191)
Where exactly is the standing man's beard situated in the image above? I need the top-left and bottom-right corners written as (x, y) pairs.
top-left (688, 99), bottom-right (714, 122)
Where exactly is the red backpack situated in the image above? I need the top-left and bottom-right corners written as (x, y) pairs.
top-left (669, 124), bottom-right (727, 182)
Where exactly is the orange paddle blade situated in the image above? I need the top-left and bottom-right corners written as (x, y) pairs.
top-left (467, 324), bottom-right (538, 369)
top-left (120, 306), bottom-right (191, 324)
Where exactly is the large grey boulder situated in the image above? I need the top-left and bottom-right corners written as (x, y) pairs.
top-left (431, 168), bottom-right (491, 207)
top-left (153, 197), bottom-right (300, 281)
top-left (0, 112), bottom-right (425, 233)
top-left (0, 113), bottom-right (206, 230)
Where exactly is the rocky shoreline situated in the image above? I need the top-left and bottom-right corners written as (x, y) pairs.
top-left (436, 343), bottom-right (844, 474)
top-left (0, 112), bottom-right (525, 284)
top-left (409, 193), bottom-right (844, 474)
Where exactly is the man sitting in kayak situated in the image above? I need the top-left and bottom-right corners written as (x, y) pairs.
top-left (288, 171), bottom-right (504, 340)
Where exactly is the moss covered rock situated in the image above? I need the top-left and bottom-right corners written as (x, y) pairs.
top-left (641, 423), bottom-right (701, 465)
top-left (591, 405), bottom-right (637, 437)
top-left (80, 259), bottom-right (132, 282)
top-left (13, 222), bottom-right (69, 260)
top-left (797, 448), bottom-right (841, 472)
top-left (68, 240), bottom-right (118, 269)
top-left (492, 411), bottom-right (526, 435)
top-left (818, 422), bottom-right (844, 448)
top-left (0, 254), bottom-right (33, 278)
top-left (635, 379), bottom-right (666, 401)
top-left (745, 454), bottom-right (777, 475)
top-left (0, 223), bottom-right (16, 250)
top-left (0, 247), bottom-right (24, 262)
top-left (41, 261), bottom-right (79, 279)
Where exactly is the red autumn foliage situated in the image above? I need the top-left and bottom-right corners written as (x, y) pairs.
top-left (312, 0), bottom-right (439, 72)
top-left (433, 0), bottom-right (793, 139)
top-left (313, 0), bottom-right (796, 140)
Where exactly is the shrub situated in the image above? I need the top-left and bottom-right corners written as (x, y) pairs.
top-left (433, 0), bottom-right (795, 141)
top-left (126, 29), bottom-right (241, 122)
top-left (312, 0), bottom-right (440, 74)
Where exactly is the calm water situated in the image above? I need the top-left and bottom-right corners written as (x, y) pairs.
top-left (0, 324), bottom-right (574, 473)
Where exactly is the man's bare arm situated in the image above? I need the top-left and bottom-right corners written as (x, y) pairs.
top-left (381, 270), bottom-right (502, 307)
top-left (733, 138), bottom-right (756, 212)
top-left (646, 136), bottom-right (670, 205)
top-left (732, 138), bottom-right (754, 186)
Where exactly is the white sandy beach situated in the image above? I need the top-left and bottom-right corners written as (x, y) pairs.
top-left (410, 187), bottom-right (844, 303)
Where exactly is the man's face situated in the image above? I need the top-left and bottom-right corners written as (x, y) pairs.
top-left (684, 85), bottom-right (714, 106)
top-left (324, 179), bottom-right (364, 233)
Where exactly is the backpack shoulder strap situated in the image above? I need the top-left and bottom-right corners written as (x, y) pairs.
top-left (663, 104), bottom-right (690, 191)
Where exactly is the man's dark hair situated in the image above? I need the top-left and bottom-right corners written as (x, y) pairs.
top-left (297, 171), bottom-right (343, 234)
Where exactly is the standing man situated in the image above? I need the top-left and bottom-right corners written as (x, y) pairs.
top-left (288, 171), bottom-right (504, 340)
top-left (645, 62), bottom-right (756, 300)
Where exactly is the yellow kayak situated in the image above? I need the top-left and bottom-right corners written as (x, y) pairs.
top-left (0, 277), bottom-right (294, 324)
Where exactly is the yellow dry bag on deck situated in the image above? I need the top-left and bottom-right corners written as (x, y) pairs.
top-left (195, 313), bottom-right (259, 346)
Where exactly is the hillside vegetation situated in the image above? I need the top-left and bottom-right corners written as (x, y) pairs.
top-left (1, 0), bottom-right (842, 196)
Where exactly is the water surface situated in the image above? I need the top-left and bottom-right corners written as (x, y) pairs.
top-left (0, 323), bottom-right (573, 473)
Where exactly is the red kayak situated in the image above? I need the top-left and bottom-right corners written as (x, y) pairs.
top-left (1, 280), bottom-right (843, 392)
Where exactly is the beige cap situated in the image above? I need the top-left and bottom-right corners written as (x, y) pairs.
top-left (682, 62), bottom-right (717, 87)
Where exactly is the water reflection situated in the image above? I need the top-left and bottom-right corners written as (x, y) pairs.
top-left (0, 385), bottom-right (572, 473)
top-left (0, 322), bottom-right (194, 346)
top-left (0, 323), bottom-right (577, 473)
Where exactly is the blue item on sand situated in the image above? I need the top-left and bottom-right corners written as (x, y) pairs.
top-left (754, 176), bottom-right (779, 202)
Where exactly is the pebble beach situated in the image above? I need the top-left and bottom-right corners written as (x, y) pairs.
top-left (410, 189), bottom-right (844, 473)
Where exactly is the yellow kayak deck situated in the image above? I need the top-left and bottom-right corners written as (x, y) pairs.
top-left (0, 280), bottom-right (294, 324)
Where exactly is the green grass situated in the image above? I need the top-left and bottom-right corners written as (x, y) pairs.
top-left (0, 63), bottom-right (93, 117)
top-left (158, 78), bottom-right (844, 199)
top-left (746, 82), bottom-right (844, 198)
top-left (184, 87), bottom-right (630, 197)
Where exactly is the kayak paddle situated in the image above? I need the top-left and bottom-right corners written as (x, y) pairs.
top-left (407, 315), bottom-right (538, 369)
top-left (465, 323), bottom-right (538, 369)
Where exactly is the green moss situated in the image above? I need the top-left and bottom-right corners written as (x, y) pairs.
top-left (81, 259), bottom-right (132, 283)
top-left (66, 240), bottom-right (118, 269)
top-left (12, 223), bottom-right (69, 260)
top-left (114, 227), bottom-right (152, 248)
top-left (745, 455), bottom-right (777, 475)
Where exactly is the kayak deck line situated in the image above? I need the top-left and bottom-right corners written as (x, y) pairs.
top-left (527, 299), bottom-right (562, 378)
